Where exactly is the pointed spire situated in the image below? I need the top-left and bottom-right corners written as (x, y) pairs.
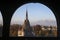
top-left (26, 9), bottom-right (28, 20)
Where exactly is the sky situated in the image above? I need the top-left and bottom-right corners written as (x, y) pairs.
top-left (10, 3), bottom-right (57, 25)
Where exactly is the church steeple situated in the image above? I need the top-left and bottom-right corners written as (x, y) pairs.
top-left (19, 9), bottom-right (34, 37)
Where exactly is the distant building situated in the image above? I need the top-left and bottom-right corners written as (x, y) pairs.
top-left (18, 26), bottom-right (24, 36)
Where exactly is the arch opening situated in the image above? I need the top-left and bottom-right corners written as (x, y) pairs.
top-left (0, 11), bottom-right (3, 37)
top-left (10, 3), bottom-right (57, 37)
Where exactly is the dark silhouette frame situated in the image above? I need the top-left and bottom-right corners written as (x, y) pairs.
top-left (0, 0), bottom-right (59, 39)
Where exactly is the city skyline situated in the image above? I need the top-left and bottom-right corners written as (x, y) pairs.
top-left (10, 3), bottom-right (57, 26)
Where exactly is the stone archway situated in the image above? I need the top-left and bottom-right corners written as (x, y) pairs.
top-left (0, 0), bottom-right (59, 38)
top-left (11, 3), bottom-right (57, 35)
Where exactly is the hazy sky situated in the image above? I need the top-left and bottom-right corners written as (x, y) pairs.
top-left (11, 3), bottom-right (56, 25)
